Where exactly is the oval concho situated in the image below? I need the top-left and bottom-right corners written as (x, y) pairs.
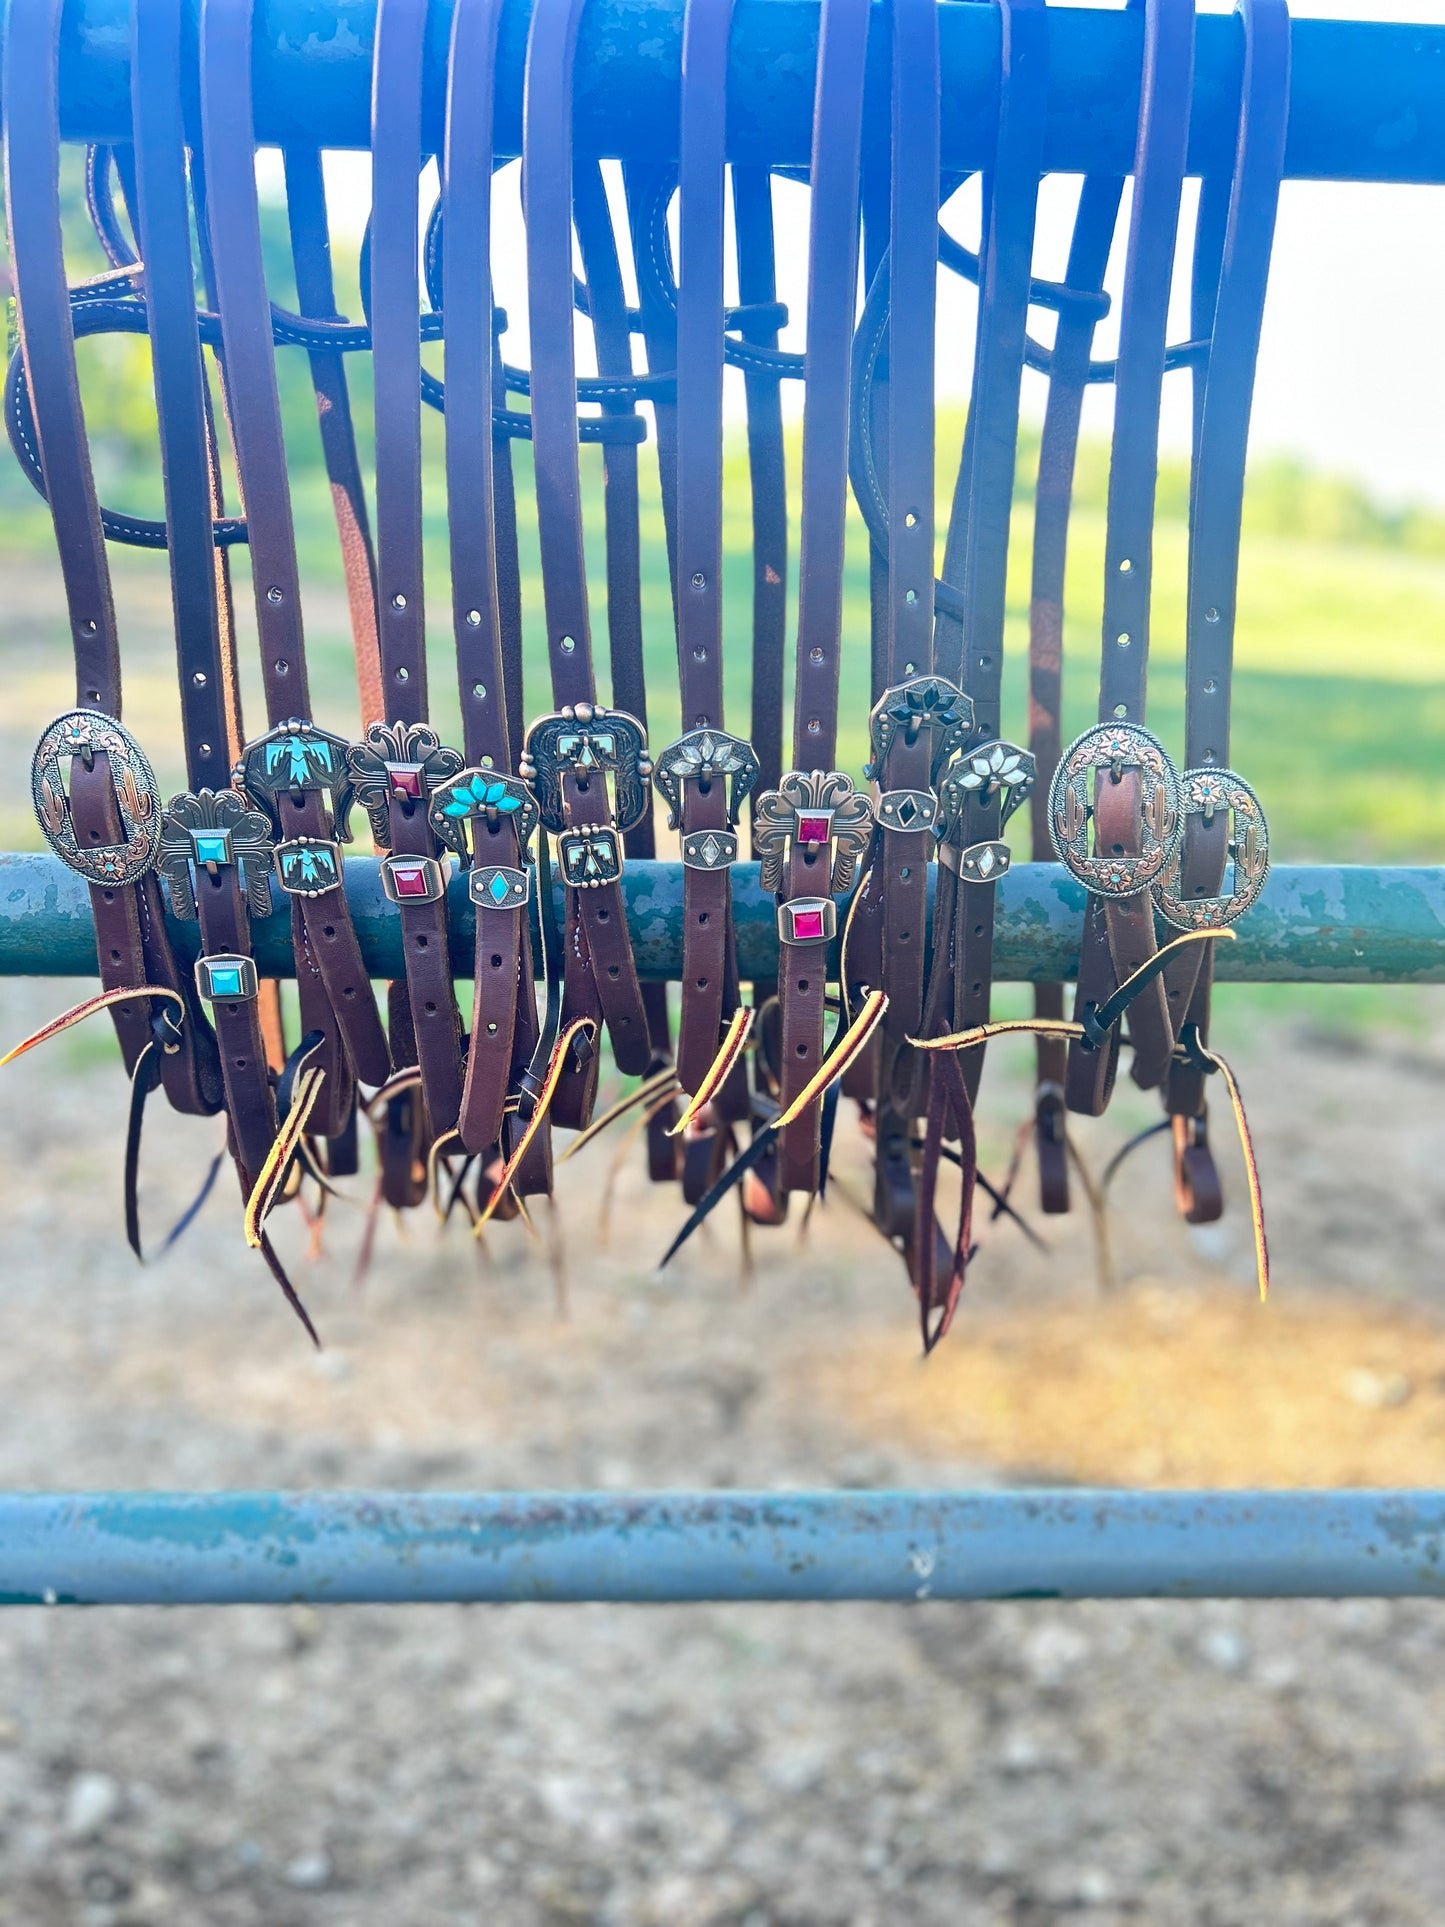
top-left (1151, 767), bottom-right (1270, 931)
top-left (1047, 721), bottom-right (1181, 899)
top-left (31, 708), bottom-right (162, 886)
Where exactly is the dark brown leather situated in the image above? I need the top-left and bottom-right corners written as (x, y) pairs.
top-left (443, 0), bottom-right (531, 1157)
top-left (369, 0), bottom-right (466, 1139)
top-left (4, 0), bottom-right (219, 1119)
top-left (523, 0), bottom-right (652, 1101)
top-left (1065, 0), bottom-right (1195, 1108)
top-left (775, 0), bottom-right (871, 1196)
top-left (1027, 171), bottom-right (1126, 1204)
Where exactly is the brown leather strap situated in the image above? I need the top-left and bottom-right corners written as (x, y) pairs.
top-left (775, 0), bottom-right (871, 1195)
top-left (1065, 0), bottom-right (1195, 1105)
top-left (1027, 171), bottom-right (1126, 1202)
top-left (523, 0), bottom-right (651, 1092)
top-left (442, 0), bottom-right (531, 1156)
top-left (5, 0), bottom-right (217, 1119)
top-left (200, 0), bottom-right (387, 1137)
top-left (367, 0), bottom-right (465, 1137)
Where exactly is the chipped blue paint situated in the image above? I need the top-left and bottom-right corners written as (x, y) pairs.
top-left (0, 851), bottom-right (1441, 983)
top-left (0, 1493), bottom-right (1442, 1604)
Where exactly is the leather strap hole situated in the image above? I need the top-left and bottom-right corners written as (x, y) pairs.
top-left (696, 977), bottom-right (708, 989)
top-left (322, 926), bottom-right (335, 938)
top-left (416, 935), bottom-right (428, 948)
top-left (491, 955), bottom-right (503, 969)
top-left (797, 979), bottom-right (809, 993)
top-left (233, 1056), bottom-right (247, 1069)
top-left (795, 1043), bottom-right (809, 1058)
top-left (424, 1002), bottom-right (436, 1014)
top-left (109, 950), bottom-right (121, 964)
top-left (607, 965), bottom-right (619, 979)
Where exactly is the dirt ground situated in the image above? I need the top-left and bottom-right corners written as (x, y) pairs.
top-left (0, 977), bottom-right (1441, 1926)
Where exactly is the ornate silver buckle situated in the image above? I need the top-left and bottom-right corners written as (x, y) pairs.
top-left (344, 722), bottom-right (465, 848)
top-left (1152, 768), bottom-right (1270, 930)
top-left (1048, 723), bottom-right (1180, 897)
top-left (31, 709), bottom-right (162, 886)
top-left (653, 727), bottom-right (760, 871)
top-left (158, 790), bottom-right (275, 920)
top-left (752, 771), bottom-right (874, 896)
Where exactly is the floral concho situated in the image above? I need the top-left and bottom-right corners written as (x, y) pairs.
top-left (938, 741), bottom-right (1036, 846)
top-left (428, 769), bottom-right (540, 861)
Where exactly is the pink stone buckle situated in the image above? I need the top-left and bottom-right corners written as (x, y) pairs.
top-left (776, 896), bottom-right (837, 946)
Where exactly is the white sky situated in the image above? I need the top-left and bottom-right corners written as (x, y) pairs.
top-left (313, 0), bottom-right (1445, 507)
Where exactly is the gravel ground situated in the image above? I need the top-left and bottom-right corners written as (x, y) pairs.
top-left (0, 977), bottom-right (1443, 1925)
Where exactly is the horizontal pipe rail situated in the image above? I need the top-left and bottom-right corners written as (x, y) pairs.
top-left (1, 1491), bottom-right (1443, 1604)
top-left (0, 852), bottom-right (1441, 984)
top-left (18, 1), bottom-right (1445, 184)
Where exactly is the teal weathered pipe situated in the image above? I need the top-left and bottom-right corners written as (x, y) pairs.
top-left (0, 851), bottom-right (1442, 982)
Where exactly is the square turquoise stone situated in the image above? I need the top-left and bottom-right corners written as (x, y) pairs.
top-left (208, 964), bottom-right (244, 999)
top-left (192, 832), bottom-right (230, 866)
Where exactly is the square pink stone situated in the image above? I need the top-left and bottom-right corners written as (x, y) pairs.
top-left (391, 863), bottom-right (430, 898)
top-left (792, 907), bottom-right (825, 941)
top-left (387, 764), bottom-right (424, 798)
top-left (797, 814), bottom-right (831, 846)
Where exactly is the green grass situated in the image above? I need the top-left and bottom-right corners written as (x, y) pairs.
top-left (1, 415), bottom-right (1441, 864)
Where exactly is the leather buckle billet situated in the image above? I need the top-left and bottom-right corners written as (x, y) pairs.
top-left (777, 897), bottom-right (837, 947)
top-left (468, 863), bottom-right (531, 909)
top-left (194, 953), bottom-right (260, 1003)
top-left (31, 709), bottom-right (163, 885)
top-left (158, 790), bottom-right (276, 920)
top-left (557, 825), bottom-right (624, 888)
top-left (274, 836), bottom-right (344, 897)
top-left (380, 853), bottom-right (450, 904)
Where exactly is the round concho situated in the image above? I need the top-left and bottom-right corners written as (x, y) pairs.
top-left (1047, 721), bottom-right (1181, 898)
top-left (1151, 767), bottom-right (1270, 931)
top-left (31, 708), bottom-right (163, 886)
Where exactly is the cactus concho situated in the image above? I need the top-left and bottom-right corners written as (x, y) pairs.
top-left (1152, 768), bottom-right (1270, 930)
top-left (31, 709), bottom-right (163, 886)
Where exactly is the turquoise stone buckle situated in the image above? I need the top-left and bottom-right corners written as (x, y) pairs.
top-left (468, 864), bottom-right (530, 910)
top-left (194, 953), bottom-right (260, 1004)
top-left (190, 829), bottom-right (233, 870)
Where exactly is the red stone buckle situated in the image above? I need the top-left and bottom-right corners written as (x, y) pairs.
top-left (381, 854), bottom-right (448, 904)
top-left (776, 896), bottom-right (837, 946)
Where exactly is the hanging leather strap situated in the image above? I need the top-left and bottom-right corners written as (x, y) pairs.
top-left (5, 0), bottom-right (218, 1121)
top-left (931, 0), bottom-right (1048, 1104)
top-left (662, 0), bottom-right (751, 1103)
top-left (1026, 172), bottom-right (1126, 1208)
top-left (201, 0), bottom-right (390, 1127)
top-left (1064, 0), bottom-right (1196, 1115)
top-left (774, 0), bottom-right (872, 1198)
top-left (522, 0), bottom-right (653, 1106)
top-left (1163, 0), bottom-right (1289, 1190)
top-left (442, 0), bottom-right (535, 1157)
top-left (365, 0), bottom-right (466, 1137)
